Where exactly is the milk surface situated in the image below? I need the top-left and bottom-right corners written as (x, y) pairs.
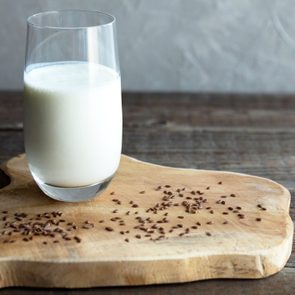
top-left (24, 62), bottom-right (122, 187)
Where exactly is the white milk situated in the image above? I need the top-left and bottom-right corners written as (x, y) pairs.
top-left (24, 62), bottom-right (122, 187)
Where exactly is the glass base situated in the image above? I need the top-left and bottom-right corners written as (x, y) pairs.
top-left (33, 174), bottom-right (114, 202)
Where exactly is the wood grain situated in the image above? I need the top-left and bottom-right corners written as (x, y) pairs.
top-left (0, 91), bottom-right (294, 294)
top-left (0, 153), bottom-right (293, 288)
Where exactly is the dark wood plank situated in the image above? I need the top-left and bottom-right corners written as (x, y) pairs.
top-left (2, 92), bottom-right (295, 129)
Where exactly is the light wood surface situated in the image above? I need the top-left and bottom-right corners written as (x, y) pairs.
top-left (0, 153), bottom-right (293, 288)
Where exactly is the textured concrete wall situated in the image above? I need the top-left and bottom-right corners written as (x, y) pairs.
top-left (0, 0), bottom-right (294, 92)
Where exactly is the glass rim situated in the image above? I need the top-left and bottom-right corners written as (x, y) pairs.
top-left (27, 9), bottom-right (116, 30)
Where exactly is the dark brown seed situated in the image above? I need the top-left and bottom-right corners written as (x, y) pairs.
top-left (223, 221), bottom-right (228, 224)
top-left (74, 236), bottom-right (81, 243)
top-left (177, 216), bottom-right (184, 219)
top-left (124, 238), bottom-right (129, 242)
top-left (206, 187), bottom-right (210, 190)
top-left (230, 194), bottom-right (236, 197)
top-left (222, 212), bottom-right (229, 215)
top-left (135, 234), bottom-right (141, 239)
top-left (221, 196), bottom-right (227, 198)
top-left (256, 218), bottom-right (262, 222)
top-left (165, 185), bottom-right (171, 188)
top-left (139, 191), bottom-right (145, 194)
top-left (261, 208), bottom-right (267, 211)
top-left (206, 221), bottom-right (213, 225)
top-left (105, 227), bottom-right (114, 232)
top-left (99, 220), bottom-right (104, 223)
top-left (110, 192), bottom-right (115, 195)
top-left (206, 232), bottom-right (212, 236)
top-left (191, 226), bottom-right (198, 229)
top-left (218, 181), bottom-right (222, 185)
top-left (236, 206), bottom-right (242, 210)
top-left (2, 211), bottom-right (8, 214)
top-left (53, 240), bottom-right (59, 243)
top-left (196, 222), bottom-right (201, 226)
top-left (209, 210), bottom-right (214, 214)
top-left (132, 204), bottom-right (138, 208)
top-left (43, 241), bottom-right (47, 245)
top-left (112, 209), bottom-right (118, 213)
top-left (228, 207), bottom-right (233, 211)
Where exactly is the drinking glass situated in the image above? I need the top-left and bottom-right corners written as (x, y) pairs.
top-left (24, 10), bottom-right (122, 202)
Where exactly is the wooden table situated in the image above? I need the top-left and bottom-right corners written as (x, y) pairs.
top-left (0, 92), bottom-right (294, 294)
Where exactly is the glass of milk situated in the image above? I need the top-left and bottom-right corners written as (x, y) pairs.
top-left (24, 10), bottom-right (122, 202)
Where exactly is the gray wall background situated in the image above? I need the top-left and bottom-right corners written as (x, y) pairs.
top-left (0, 0), bottom-right (295, 93)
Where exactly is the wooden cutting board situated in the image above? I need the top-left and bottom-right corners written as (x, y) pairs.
top-left (0, 154), bottom-right (293, 288)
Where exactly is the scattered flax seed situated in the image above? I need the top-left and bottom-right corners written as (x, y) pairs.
top-left (135, 234), bottom-right (141, 239)
top-left (124, 238), bottom-right (129, 242)
top-left (43, 241), bottom-right (47, 245)
top-left (2, 211), bottom-right (8, 214)
top-left (223, 221), bottom-right (228, 224)
top-left (209, 210), bottom-right (214, 214)
top-left (112, 209), bottom-right (118, 213)
top-left (82, 221), bottom-right (94, 229)
top-left (110, 192), bottom-right (115, 195)
top-left (191, 226), bottom-right (198, 229)
top-left (206, 221), bottom-right (213, 225)
top-left (228, 207), bottom-right (233, 211)
top-left (164, 185), bottom-right (171, 188)
top-left (256, 218), bottom-right (262, 222)
top-left (236, 206), bottom-right (242, 210)
top-left (132, 204), bottom-right (138, 208)
top-left (99, 220), bottom-right (104, 223)
top-left (206, 232), bottom-right (212, 236)
top-left (222, 212), bottom-right (229, 215)
top-left (139, 191), bottom-right (145, 194)
top-left (206, 186), bottom-right (210, 190)
top-left (74, 236), bottom-right (81, 243)
top-left (221, 196), bottom-right (227, 199)
top-left (230, 194), bottom-right (236, 197)
top-left (218, 181), bottom-right (222, 185)
top-left (177, 216), bottom-right (184, 219)
top-left (105, 227), bottom-right (114, 232)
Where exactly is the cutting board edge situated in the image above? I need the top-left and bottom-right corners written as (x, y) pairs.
top-left (0, 245), bottom-right (292, 289)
